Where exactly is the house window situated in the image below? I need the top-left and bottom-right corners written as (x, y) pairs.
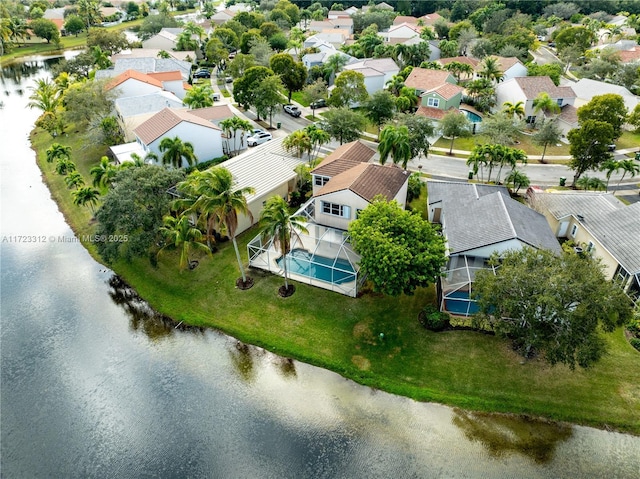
top-left (322, 201), bottom-right (350, 218)
top-left (314, 175), bottom-right (330, 186)
top-left (427, 97), bottom-right (440, 107)
top-left (526, 115), bottom-right (536, 124)
top-left (586, 241), bottom-right (594, 252)
top-left (614, 264), bottom-right (629, 285)
top-left (556, 98), bottom-right (563, 106)
top-left (570, 224), bottom-right (578, 237)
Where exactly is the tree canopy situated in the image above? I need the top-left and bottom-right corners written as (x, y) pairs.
top-left (577, 94), bottom-right (628, 139)
top-left (95, 165), bottom-right (186, 263)
top-left (473, 247), bottom-right (632, 369)
top-left (348, 197), bottom-right (446, 297)
top-left (320, 107), bottom-right (365, 145)
top-left (568, 120), bottom-right (615, 186)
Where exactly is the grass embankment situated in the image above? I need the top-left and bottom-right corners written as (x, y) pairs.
top-left (31, 125), bottom-right (640, 435)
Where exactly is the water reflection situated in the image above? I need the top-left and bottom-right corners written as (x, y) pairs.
top-left (228, 341), bottom-right (258, 383)
top-left (107, 275), bottom-right (205, 340)
top-left (452, 408), bottom-right (573, 464)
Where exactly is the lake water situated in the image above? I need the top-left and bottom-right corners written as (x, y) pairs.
top-left (1, 56), bottom-right (639, 478)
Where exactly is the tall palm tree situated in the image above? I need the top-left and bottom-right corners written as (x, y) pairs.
top-left (258, 196), bottom-right (309, 294)
top-left (45, 143), bottom-right (71, 164)
top-left (323, 53), bottom-right (348, 85)
top-left (158, 214), bottom-right (211, 271)
top-left (478, 56), bottom-right (504, 83)
top-left (90, 156), bottom-right (118, 188)
top-left (504, 169), bottom-right (530, 194)
top-left (600, 159), bottom-right (620, 191)
top-left (385, 74), bottom-right (405, 96)
top-left (378, 125), bottom-right (412, 169)
top-left (613, 159), bottom-right (640, 195)
top-left (159, 137), bottom-right (197, 168)
top-left (183, 21), bottom-right (205, 42)
top-left (305, 124), bottom-right (330, 165)
top-left (65, 171), bottom-right (85, 189)
top-left (77, 0), bottom-right (102, 30)
top-left (502, 101), bottom-right (525, 120)
top-left (207, 167), bottom-right (255, 285)
top-left (91, 46), bottom-right (112, 69)
top-left (27, 79), bottom-right (60, 114)
top-left (72, 186), bottom-right (100, 216)
top-left (532, 92), bottom-right (560, 123)
top-left (184, 84), bottom-right (214, 109)
top-left (220, 116), bottom-right (253, 156)
top-left (283, 130), bottom-right (312, 158)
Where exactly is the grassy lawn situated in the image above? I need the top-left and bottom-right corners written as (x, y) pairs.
top-left (433, 131), bottom-right (572, 161)
top-left (617, 130), bottom-right (640, 150)
top-left (291, 91), bottom-right (310, 107)
top-left (31, 124), bottom-right (640, 435)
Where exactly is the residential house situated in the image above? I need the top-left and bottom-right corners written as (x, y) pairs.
top-left (405, 67), bottom-right (463, 120)
top-left (490, 56), bottom-right (527, 82)
top-left (147, 70), bottom-right (189, 100)
top-left (528, 190), bottom-right (640, 302)
top-left (133, 108), bottom-right (223, 165)
top-left (328, 7), bottom-right (358, 19)
top-left (188, 106), bottom-right (246, 156)
top-left (303, 31), bottom-right (349, 48)
top-left (142, 28), bottom-right (185, 50)
top-left (569, 78), bottom-right (639, 113)
top-left (405, 67), bottom-right (457, 96)
top-left (309, 17), bottom-right (354, 36)
top-left (99, 57), bottom-right (193, 81)
top-left (112, 48), bottom-right (196, 63)
top-left (106, 69), bottom-right (164, 99)
top-left (419, 12), bottom-right (444, 27)
top-left (495, 76), bottom-right (577, 132)
top-left (437, 56), bottom-right (479, 80)
top-left (343, 57), bottom-right (400, 96)
top-left (428, 181), bottom-right (561, 316)
top-left (248, 140), bottom-right (409, 297)
top-left (115, 91), bottom-right (184, 141)
top-left (301, 42), bottom-right (355, 69)
top-left (384, 22), bottom-right (423, 42)
top-left (211, 9), bottom-right (236, 25)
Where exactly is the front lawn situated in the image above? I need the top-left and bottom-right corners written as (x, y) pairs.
top-left (32, 124), bottom-right (640, 435)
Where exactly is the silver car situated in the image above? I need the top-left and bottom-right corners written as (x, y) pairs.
top-left (247, 131), bottom-right (272, 146)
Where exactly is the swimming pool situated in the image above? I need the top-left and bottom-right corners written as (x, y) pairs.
top-left (277, 249), bottom-right (356, 285)
top-left (461, 109), bottom-right (482, 123)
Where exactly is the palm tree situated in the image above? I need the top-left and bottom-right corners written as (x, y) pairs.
top-left (183, 21), bottom-right (205, 42)
top-left (612, 159), bottom-right (640, 195)
top-left (504, 169), bottom-right (530, 194)
top-left (90, 156), bottom-right (118, 188)
top-left (220, 116), bottom-right (253, 156)
top-left (576, 175), bottom-right (606, 191)
top-left (385, 74), bottom-right (405, 96)
top-left (91, 46), bottom-right (112, 69)
top-left (184, 84), bottom-right (214, 109)
top-left (502, 101), bottom-right (525, 120)
top-left (378, 125), bottom-right (412, 169)
top-left (65, 171), bottom-right (85, 189)
top-left (207, 167), bottom-right (255, 285)
top-left (478, 56), bottom-right (504, 83)
top-left (258, 196), bottom-right (309, 294)
top-left (28, 79), bottom-right (60, 114)
top-left (305, 124), bottom-right (330, 165)
top-left (159, 136), bottom-right (197, 168)
top-left (323, 53), bottom-right (348, 85)
top-left (55, 157), bottom-right (76, 176)
top-left (283, 130), bottom-right (312, 158)
top-left (532, 92), bottom-right (560, 124)
top-left (600, 159), bottom-right (621, 191)
top-left (72, 186), bottom-right (100, 216)
top-left (158, 214), bottom-right (211, 271)
top-left (77, 0), bottom-right (102, 30)
top-left (45, 143), bottom-right (71, 164)
top-left (496, 147), bottom-right (527, 184)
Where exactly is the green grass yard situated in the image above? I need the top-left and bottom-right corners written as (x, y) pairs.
top-left (30, 121), bottom-right (640, 436)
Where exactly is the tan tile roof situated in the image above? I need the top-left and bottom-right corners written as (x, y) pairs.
top-left (558, 104), bottom-right (578, 124)
top-left (491, 56), bottom-right (522, 72)
top-left (389, 22), bottom-right (422, 34)
top-left (312, 140), bottom-right (376, 177)
top-left (188, 105), bottom-right (234, 121)
top-left (393, 15), bottom-right (419, 25)
top-left (405, 68), bottom-right (455, 92)
top-left (513, 76), bottom-right (576, 100)
top-left (416, 106), bottom-right (457, 120)
top-left (427, 83), bottom-right (464, 100)
top-left (437, 56), bottom-right (479, 68)
top-left (147, 71), bottom-right (183, 81)
top-left (317, 163), bottom-right (409, 202)
top-left (618, 47), bottom-right (640, 62)
top-left (134, 108), bottom-right (220, 145)
top-left (107, 69), bottom-right (164, 91)
top-left (419, 12), bottom-right (443, 25)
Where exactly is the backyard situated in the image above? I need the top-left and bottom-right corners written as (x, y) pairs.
top-left (31, 123), bottom-right (640, 435)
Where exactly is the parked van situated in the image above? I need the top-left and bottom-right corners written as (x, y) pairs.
top-left (213, 93), bottom-right (221, 102)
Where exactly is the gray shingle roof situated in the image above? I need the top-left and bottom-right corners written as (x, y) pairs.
top-left (115, 91), bottom-right (184, 118)
top-left (428, 182), bottom-right (561, 255)
top-left (534, 192), bottom-right (640, 274)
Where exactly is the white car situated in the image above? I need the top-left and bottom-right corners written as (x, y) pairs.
top-left (247, 131), bottom-right (272, 146)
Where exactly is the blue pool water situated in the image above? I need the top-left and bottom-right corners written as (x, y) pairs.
top-left (277, 249), bottom-right (356, 285)
top-left (443, 290), bottom-right (479, 316)
top-left (461, 109), bottom-right (482, 123)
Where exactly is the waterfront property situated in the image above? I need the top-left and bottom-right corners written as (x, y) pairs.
top-left (428, 181), bottom-right (561, 316)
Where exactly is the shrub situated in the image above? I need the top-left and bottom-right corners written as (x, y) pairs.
top-left (419, 304), bottom-right (450, 332)
top-left (184, 156), bottom-right (228, 173)
top-left (630, 338), bottom-right (640, 352)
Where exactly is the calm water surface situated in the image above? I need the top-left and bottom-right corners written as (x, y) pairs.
top-left (1, 57), bottom-right (639, 478)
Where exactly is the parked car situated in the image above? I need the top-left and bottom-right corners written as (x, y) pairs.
top-left (225, 76), bottom-right (233, 83)
top-left (310, 99), bottom-right (326, 109)
top-left (283, 104), bottom-right (302, 117)
top-left (607, 143), bottom-right (616, 152)
top-left (548, 41), bottom-right (556, 48)
top-left (193, 69), bottom-right (211, 79)
top-left (247, 131), bottom-right (272, 146)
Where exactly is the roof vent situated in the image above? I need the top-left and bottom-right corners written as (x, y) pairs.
top-left (576, 214), bottom-right (585, 222)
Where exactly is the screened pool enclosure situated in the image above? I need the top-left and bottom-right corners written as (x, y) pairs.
top-left (247, 199), bottom-right (362, 297)
top-left (439, 255), bottom-right (493, 317)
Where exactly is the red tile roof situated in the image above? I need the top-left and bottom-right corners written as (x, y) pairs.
top-left (416, 106), bottom-right (458, 120)
top-left (106, 69), bottom-right (164, 91)
top-left (147, 71), bottom-right (183, 82)
top-left (419, 12), bottom-right (443, 25)
top-left (512, 76), bottom-right (576, 100)
top-left (317, 163), bottom-right (409, 202)
top-left (188, 105), bottom-right (234, 121)
top-left (427, 83), bottom-right (464, 100)
top-left (312, 140), bottom-right (376, 177)
top-left (437, 56), bottom-right (479, 68)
